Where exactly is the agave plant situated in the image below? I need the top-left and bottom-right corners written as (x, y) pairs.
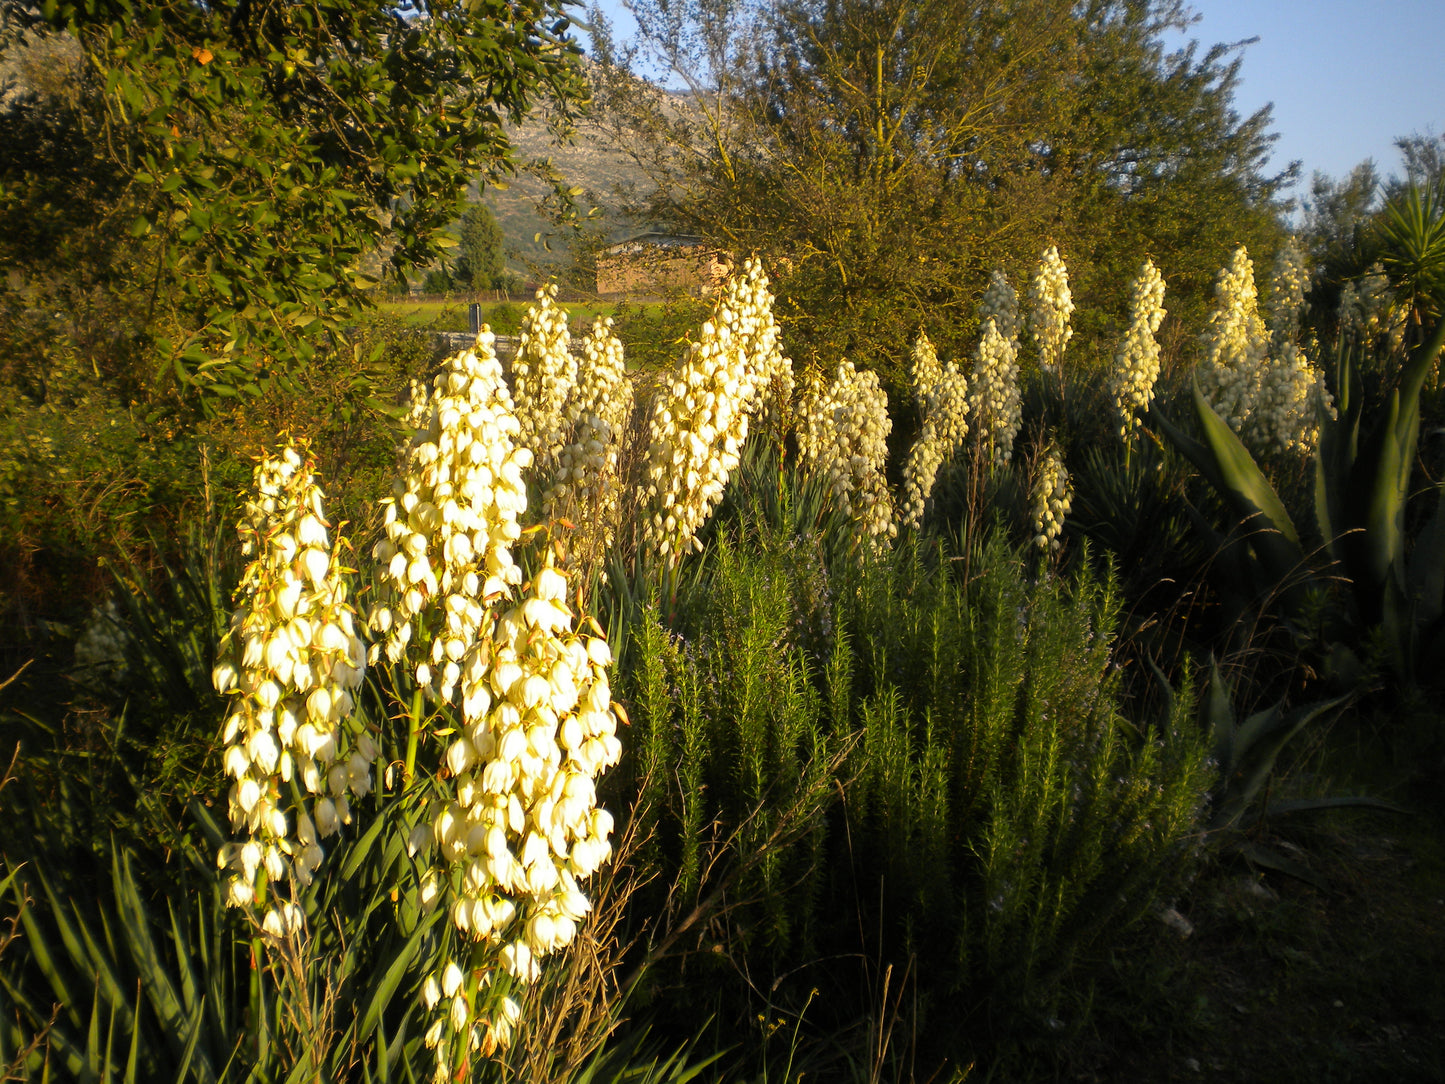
top-left (1153, 309), bottom-right (1445, 682)
top-left (1180, 659), bottom-right (1404, 888)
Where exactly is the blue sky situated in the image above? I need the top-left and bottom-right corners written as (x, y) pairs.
top-left (582, 0), bottom-right (1444, 208)
top-left (1167, 0), bottom-right (1444, 199)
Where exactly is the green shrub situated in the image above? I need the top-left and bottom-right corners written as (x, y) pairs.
top-left (613, 487), bottom-right (1213, 1065)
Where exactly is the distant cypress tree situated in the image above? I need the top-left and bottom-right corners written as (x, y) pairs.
top-left (453, 202), bottom-right (508, 294)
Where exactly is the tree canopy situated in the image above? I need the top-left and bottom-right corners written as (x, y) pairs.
top-left (590, 0), bottom-right (1293, 395)
top-left (0, 0), bottom-right (585, 406)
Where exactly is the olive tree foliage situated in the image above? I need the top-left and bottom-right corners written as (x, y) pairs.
top-left (0, 0), bottom-right (586, 408)
top-left (587, 0), bottom-right (1292, 399)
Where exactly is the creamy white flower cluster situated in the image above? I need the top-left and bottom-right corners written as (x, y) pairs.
top-left (968, 317), bottom-right (1022, 466)
top-left (910, 329), bottom-right (943, 403)
top-left (418, 553), bottom-right (621, 1070)
top-left (1247, 341), bottom-right (1333, 457)
top-left (1027, 245), bottom-right (1074, 373)
top-left (213, 444), bottom-right (372, 924)
top-left (368, 333), bottom-right (530, 699)
top-left (1266, 237), bottom-right (1309, 349)
top-left (512, 283), bottom-right (576, 472)
top-left (542, 317), bottom-right (634, 550)
top-left (979, 270), bottom-right (1022, 345)
top-left (1197, 246), bottom-right (1270, 433)
top-left (1031, 441), bottom-right (1073, 552)
top-left (727, 257), bottom-right (794, 431)
top-left (902, 333), bottom-right (969, 529)
top-left (1199, 247), bottom-right (1333, 457)
top-left (640, 271), bottom-right (762, 565)
top-left (798, 359), bottom-right (897, 544)
top-left (1109, 259), bottom-right (1168, 439)
top-left (1339, 263), bottom-right (1402, 347)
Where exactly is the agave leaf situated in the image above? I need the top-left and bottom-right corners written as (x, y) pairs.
top-left (1314, 340), bottom-right (1364, 559)
top-left (1236, 841), bottom-right (1328, 892)
top-left (1189, 376), bottom-right (1304, 576)
top-left (1362, 389), bottom-right (1408, 596)
top-left (1408, 482), bottom-right (1445, 632)
top-left (1145, 656), bottom-right (1176, 724)
top-left (1215, 695), bottom-right (1346, 830)
top-left (1231, 701), bottom-right (1286, 758)
top-left (1200, 660), bottom-right (1236, 778)
top-left (1261, 795), bottom-right (1410, 818)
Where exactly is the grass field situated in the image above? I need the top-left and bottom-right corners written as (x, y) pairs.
top-left (373, 298), bottom-right (649, 335)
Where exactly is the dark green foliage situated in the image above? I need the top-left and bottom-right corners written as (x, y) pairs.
top-left (0, 797), bottom-right (443, 1082)
top-left (594, 0), bottom-right (1290, 402)
top-left (1, 0), bottom-right (585, 406)
top-left (454, 203), bottom-right (512, 295)
top-left (614, 469), bottom-right (1212, 1063)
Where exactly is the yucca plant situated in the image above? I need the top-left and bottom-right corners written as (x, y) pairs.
top-left (0, 795), bottom-right (439, 1083)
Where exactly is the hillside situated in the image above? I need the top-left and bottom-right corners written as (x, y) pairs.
top-left (474, 108), bottom-right (656, 282)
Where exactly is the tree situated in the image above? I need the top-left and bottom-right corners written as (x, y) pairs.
top-left (453, 202), bottom-right (510, 294)
top-left (590, 0), bottom-right (1291, 398)
top-left (0, 0), bottom-right (586, 406)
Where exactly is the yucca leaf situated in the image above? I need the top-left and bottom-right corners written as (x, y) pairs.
top-left (110, 847), bottom-right (219, 1083)
top-left (86, 988), bottom-right (102, 1079)
top-left (21, 868), bottom-right (86, 1029)
top-left (75, 901), bottom-right (133, 1038)
top-left (169, 998), bottom-right (205, 1084)
top-left (125, 994), bottom-right (142, 1084)
top-left (357, 902), bottom-right (447, 1052)
top-left (167, 899), bottom-right (201, 1017)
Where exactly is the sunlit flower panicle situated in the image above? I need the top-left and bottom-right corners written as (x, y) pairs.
top-left (214, 442), bottom-right (371, 921)
top-left (979, 270), bottom-right (1022, 346)
top-left (797, 358), bottom-right (897, 544)
top-left (641, 266), bottom-right (764, 566)
top-left (542, 317), bottom-right (634, 552)
top-left (901, 361), bottom-right (969, 529)
top-left (1027, 245), bottom-right (1074, 373)
top-left (1266, 236), bottom-right (1309, 349)
top-left (1339, 263), bottom-right (1404, 349)
top-left (1247, 341), bottom-right (1335, 457)
top-left (1197, 246), bottom-right (1269, 434)
top-left (1031, 440), bottom-right (1073, 552)
top-left (722, 257), bottom-right (795, 435)
top-left (967, 317), bottom-right (1022, 466)
top-left (511, 283), bottom-right (576, 472)
top-left (910, 330), bottom-right (943, 403)
top-left (1108, 259), bottom-right (1168, 439)
top-left (368, 332), bottom-right (530, 701)
top-left (421, 550), bottom-right (620, 1073)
